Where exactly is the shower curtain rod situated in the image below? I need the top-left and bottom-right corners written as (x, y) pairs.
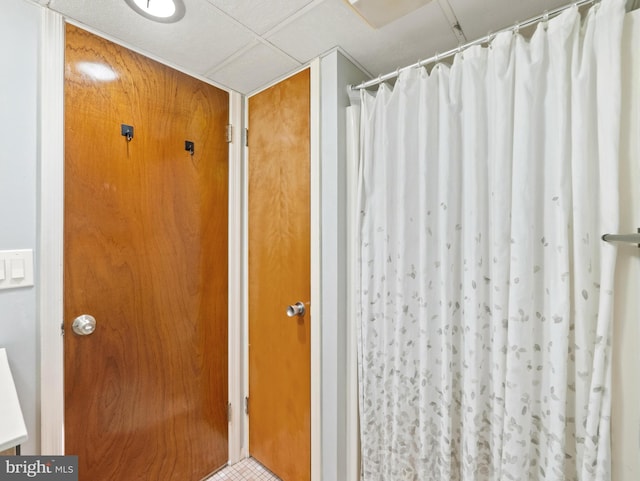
top-left (351, 0), bottom-right (598, 91)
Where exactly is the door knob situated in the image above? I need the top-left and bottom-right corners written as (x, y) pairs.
top-left (72, 314), bottom-right (96, 336)
top-left (286, 302), bottom-right (305, 317)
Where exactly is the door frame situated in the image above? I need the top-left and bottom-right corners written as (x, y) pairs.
top-left (38, 11), bottom-right (322, 479)
top-left (239, 60), bottom-right (321, 480)
top-left (39, 8), bottom-right (65, 455)
top-left (38, 10), bottom-right (245, 462)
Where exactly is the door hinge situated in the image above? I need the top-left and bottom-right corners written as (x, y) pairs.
top-left (227, 402), bottom-right (232, 422)
top-left (226, 124), bottom-right (233, 143)
top-left (61, 323), bottom-right (65, 336)
top-left (244, 396), bottom-right (249, 415)
top-left (244, 128), bottom-right (248, 147)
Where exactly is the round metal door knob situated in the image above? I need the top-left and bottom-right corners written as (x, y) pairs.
top-left (286, 302), bottom-right (306, 317)
top-left (72, 314), bottom-right (97, 336)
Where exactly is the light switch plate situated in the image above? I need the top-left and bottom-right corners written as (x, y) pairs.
top-left (0, 250), bottom-right (34, 290)
top-left (10, 258), bottom-right (25, 279)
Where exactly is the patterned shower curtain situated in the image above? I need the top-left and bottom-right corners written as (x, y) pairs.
top-left (355, 1), bottom-right (626, 480)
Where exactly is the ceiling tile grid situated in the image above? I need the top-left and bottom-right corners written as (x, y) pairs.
top-left (344, 0), bottom-right (461, 75)
top-left (49, 0), bottom-right (256, 75)
top-left (43, 0), bottom-right (598, 94)
top-left (267, 0), bottom-right (459, 79)
top-left (267, 0), bottom-right (369, 65)
top-left (207, 40), bottom-right (302, 94)
top-left (204, 0), bottom-right (316, 35)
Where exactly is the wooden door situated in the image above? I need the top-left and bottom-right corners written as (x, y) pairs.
top-left (63, 25), bottom-right (229, 481)
top-left (248, 69), bottom-right (311, 481)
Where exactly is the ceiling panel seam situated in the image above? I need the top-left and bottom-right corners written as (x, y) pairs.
top-left (205, 37), bottom-right (302, 77)
top-left (437, 0), bottom-right (467, 43)
top-left (202, 0), bottom-right (264, 39)
top-left (261, 0), bottom-right (327, 38)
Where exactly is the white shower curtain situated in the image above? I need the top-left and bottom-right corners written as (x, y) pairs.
top-left (355, 1), bottom-right (626, 480)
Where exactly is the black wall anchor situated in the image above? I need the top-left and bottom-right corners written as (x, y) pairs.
top-left (121, 124), bottom-right (134, 142)
top-left (185, 140), bottom-right (194, 156)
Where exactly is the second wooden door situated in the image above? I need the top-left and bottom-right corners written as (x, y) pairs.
top-left (248, 69), bottom-right (311, 481)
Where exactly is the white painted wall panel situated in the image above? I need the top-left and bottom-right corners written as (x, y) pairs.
top-left (0, 0), bottom-right (41, 455)
top-left (612, 8), bottom-right (640, 481)
top-left (319, 49), bottom-right (368, 481)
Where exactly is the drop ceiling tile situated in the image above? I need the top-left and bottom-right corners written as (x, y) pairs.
top-left (49, 0), bottom-right (255, 76)
top-left (206, 41), bottom-right (302, 94)
top-left (447, 0), bottom-right (572, 40)
top-left (206, 0), bottom-right (315, 35)
top-left (267, 0), bottom-right (369, 63)
top-left (46, 0), bottom-right (587, 95)
top-left (354, 2), bottom-right (459, 74)
top-left (268, 0), bottom-right (458, 78)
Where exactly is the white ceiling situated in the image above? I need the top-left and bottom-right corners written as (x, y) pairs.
top-left (42, 0), bottom-right (572, 94)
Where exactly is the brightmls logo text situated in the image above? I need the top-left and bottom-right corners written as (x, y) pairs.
top-left (0, 457), bottom-right (77, 480)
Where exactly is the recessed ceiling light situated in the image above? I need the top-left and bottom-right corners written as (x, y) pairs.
top-left (346, 0), bottom-right (433, 29)
top-left (125, 0), bottom-right (186, 23)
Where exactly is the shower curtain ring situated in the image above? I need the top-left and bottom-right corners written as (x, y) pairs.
top-left (543, 10), bottom-right (549, 30)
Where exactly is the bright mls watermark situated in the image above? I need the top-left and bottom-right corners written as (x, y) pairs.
top-left (0, 457), bottom-right (77, 480)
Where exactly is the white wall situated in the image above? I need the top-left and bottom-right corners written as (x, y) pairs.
top-left (611, 8), bottom-right (640, 481)
top-left (0, 0), bottom-right (41, 455)
top-left (319, 50), bottom-right (368, 481)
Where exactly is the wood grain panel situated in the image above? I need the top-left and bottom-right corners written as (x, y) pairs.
top-left (64, 24), bottom-right (229, 481)
top-left (248, 69), bottom-right (311, 481)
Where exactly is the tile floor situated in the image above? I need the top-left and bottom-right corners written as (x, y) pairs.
top-left (206, 457), bottom-right (281, 481)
